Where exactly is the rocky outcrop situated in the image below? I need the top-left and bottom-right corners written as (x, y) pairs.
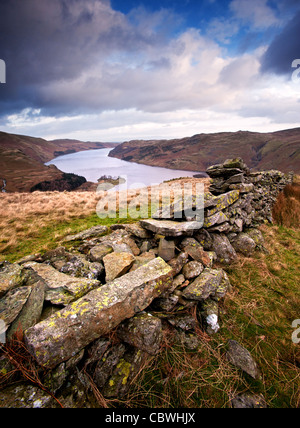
top-left (0, 158), bottom-right (292, 407)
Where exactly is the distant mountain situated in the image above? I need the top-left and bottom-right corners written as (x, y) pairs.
top-left (109, 128), bottom-right (300, 174)
top-left (0, 131), bottom-right (117, 192)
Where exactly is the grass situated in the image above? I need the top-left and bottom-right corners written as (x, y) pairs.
top-left (123, 224), bottom-right (300, 408)
top-left (0, 178), bottom-right (299, 407)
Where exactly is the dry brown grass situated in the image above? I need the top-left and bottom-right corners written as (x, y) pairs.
top-left (272, 177), bottom-right (300, 228)
top-left (0, 177), bottom-right (209, 259)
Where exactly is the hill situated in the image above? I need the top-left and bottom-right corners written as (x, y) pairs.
top-left (109, 128), bottom-right (300, 174)
top-left (0, 132), bottom-right (117, 192)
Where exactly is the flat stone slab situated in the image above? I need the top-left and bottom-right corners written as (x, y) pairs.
top-left (140, 219), bottom-right (203, 237)
top-left (64, 225), bottom-right (109, 242)
top-left (24, 257), bottom-right (173, 369)
top-left (24, 262), bottom-right (100, 306)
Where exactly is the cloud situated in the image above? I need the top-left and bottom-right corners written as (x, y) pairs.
top-left (260, 10), bottom-right (300, 75)
top-left (0, 0), bottom-right (299, 140)
top-left (229, 0), bottom-right (280, 29)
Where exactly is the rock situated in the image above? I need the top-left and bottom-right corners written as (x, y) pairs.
top-left (60, 255), bottom-right (104, 280)
top-left (24, 262), bottom-right (100, 306)
top-left (223, 158), bottom-right (247, 170)
top-left (63, 225), bottom-right (109, 242)
top-left (231, 394), bottom-right (267, 408)
top-left (175, 330), bottom-right (202, 351)
top-left (229, 183), bottom-right (254, 193)
top-left (230, 233), bottom-right (256, 257)
top-left (168, 252), bottom-right (189, 276)
top-left (168, 313), bottom-right (197, 331)
top-left (180, 238), bottom-right (211, 266)
top-left (140, 219), bottom-right (203, 237)
top-left (206, 166), bottom-right (244, 178)
top-left (153, 294), bottom-right (179, 312)
top-left (117, 312), bottom-right (163, 355)
top-left (205, 190), bottom-right (240, 217)
top-left (204, 211), bottom-right (229, 228)
top-left (158, 238), bottom-right (176, 262)
top-left (182, 268), bottom-right (225, 301)
top-left (182, 261), bottom-right (204, 279)
top-left (0, 286), bottom-right (31, 327)
top-left (93, 343), bottom-right (126, 389)
top-left (130, 252), bottom-right (156, 271)
top-left (0, 384), bottom-right (57, 408)
top-left (245, 228), bottom-right (265, 247)
top-left (7, 280), bottom-right (45, 341)
top-left (211, 234), bottom-right (237, 264)
top-left (103, 347), bottom-right (148, 398)
top-left (103, 252), bottom-right (135, 282)
top-left (24, 257), bottom-right (173, 369)
top-left (98, 230), bottom-right (140, 255)
top-left (226, 340), bottom-right (261, 380)
top-left (89, 243), bottom-right (113, 262)
top-left (0, 262), bottom-right (26, 298)
top-left (125, 223), bottom-right (152, 239)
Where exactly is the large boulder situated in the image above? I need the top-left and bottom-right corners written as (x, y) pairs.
top-left (24, 258), bottom-right (173, 369)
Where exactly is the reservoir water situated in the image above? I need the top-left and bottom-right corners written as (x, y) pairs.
top-left (46, 148), bottom-right (201, 191)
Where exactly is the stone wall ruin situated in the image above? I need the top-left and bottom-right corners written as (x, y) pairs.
top-left (0, 158), bottom-right (293, 407)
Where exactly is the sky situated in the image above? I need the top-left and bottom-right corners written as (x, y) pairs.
top-left (0, 0), bottom-right (300, 142)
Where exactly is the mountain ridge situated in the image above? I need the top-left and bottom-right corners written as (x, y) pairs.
top-left (109, 127), bottom-right (300, 174)
top-left (0, 131), bottom-right (117, 192)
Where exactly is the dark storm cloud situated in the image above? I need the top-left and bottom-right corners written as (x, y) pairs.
top-left (0, 0), bottom-right (148, 115)
top-left (260, 10), bottom-right (300, 76)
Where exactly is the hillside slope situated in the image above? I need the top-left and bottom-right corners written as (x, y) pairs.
top-left (109, 128), bottom-right (300, 173)
top-left (0, 132), bottom-right (117, 192)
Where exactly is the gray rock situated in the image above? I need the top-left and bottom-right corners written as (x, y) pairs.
top-left (140, 219), bottom-right (203, 237)
top-left (0, 286), bottom-right (31, 327)
top-left (24, 257), bottom-right (173, 369)
top-left (60, 255), bottom-right (104, 280)
top-left (182, 268), bottom-right (224, 301)
top-left (205, 190), bottom-right (240, 217)
top-left (230, 233), bottom-right (256, 257)
top-left (226, 340), bottom-right (261, 380)
top-left (180, 237), bottom-right (211, 266)
top-left (231, 394), bottom-right (267, 408)
top-left (168, 252), bottom-right (189, 276)
top-left (0, 262), bottom-right (26, 298)
top-left (103, 347), bottom-right (148, 398)
top-left (204, 212), bottom-right (229, 228)
top-left (24, 262), bottom-right (100, 306)
top-left (158, 238), bottom-right (176, 262)
top-left (63, 225), bottom-right (109, 242)
top-left (89, 243), bottom-right (113, 262)
top-left (182, 261), bottom-right (204, 280)
top-left (211, 234), bottom-right (237, 264)
top-left (117, 312), bottom-right (163, 355)
top-left (7, 280), bottom-right (45, 341)
top-left (125, 223), bottom-right (152, 239)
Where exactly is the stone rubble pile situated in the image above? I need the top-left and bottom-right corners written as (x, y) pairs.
top-left (0, 158), bottom-right (293, 408)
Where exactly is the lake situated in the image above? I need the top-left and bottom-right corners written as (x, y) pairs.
top-left (46, 148), bottom-right (202, 191)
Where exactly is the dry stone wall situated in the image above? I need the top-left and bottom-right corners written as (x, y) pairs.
top-left (0, 158), bottom-right (293, 407)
